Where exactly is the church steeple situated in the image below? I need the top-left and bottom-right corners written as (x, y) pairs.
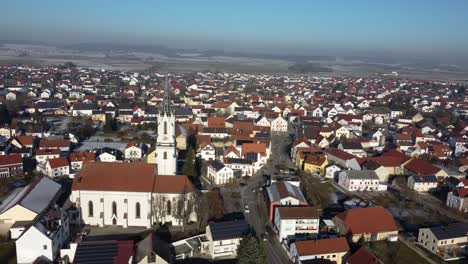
top-left (159, 75), bottom-right (173, 116)
top-left (155, 74), bottom-right (177, 175)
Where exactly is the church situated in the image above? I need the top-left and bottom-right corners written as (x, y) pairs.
top-left (71, 77), bottom-right (196, 228)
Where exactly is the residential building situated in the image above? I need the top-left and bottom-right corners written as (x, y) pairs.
top-left (274, 206), bottom-right (320, 241)
top-left (266, 181), bottom-right (308, 221)
top-left (289, 237), bottom-right (349, 264)
top-left (418, 223), bottom-right (468, 260)
top-left (338, 170), bottom-right (384, 192)
top-left (207, 160), bottom-right (234, 186)
top-left (205, 220), bottom-right (250, 259)
top-left (407, 175), bottom-right (438, 192)
top-left (333, 206), bottom-right (398, 243)
top-left (446, 188), bottom-right (468, 213)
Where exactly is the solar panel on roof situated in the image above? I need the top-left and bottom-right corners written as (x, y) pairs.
top-left (74, 242), bottom-right (119, 264)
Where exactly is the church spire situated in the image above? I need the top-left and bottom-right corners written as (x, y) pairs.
top-left (159, 75), bottom-right (173, 115)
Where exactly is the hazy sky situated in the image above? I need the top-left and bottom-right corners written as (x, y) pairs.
top-left (2, 1), bottom-right (468, 57)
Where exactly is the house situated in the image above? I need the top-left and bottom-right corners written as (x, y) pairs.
top-left (0, 154), bottom-right (23, 178)
top-left (338, 141), bottom-right (367, 158)
top-left (403, 158), bottom-right (443, 177)
top-left (266, 181), bottom-right (308, 221)
top-left (70, 152), bottom-right (95, 171)
top-left (71, 103), bottom-right (98, 116)
top-left (39, 138), bottom-right (69, 152)
top-left (45, 156), bottom-right (70, 178)
top-left (224, 158), bottom-right (255, 177)
top-left (207, 160), bottom-right (234, 186)
top-left (407, 175), bottom-right (438, 193)
top-left (289, 237), bottom-right (349, 264)
top-left (0, 176), bottom-right (62, 237)
top-left (15, 204), bottom-right (70, 264)
top-left (338, 170), bottom-right (385, 192)
top-left (303, 154), bottom-right (328, 176)
top-left (125, 141), bottom-right (144, 160)
top-left (35, 149), bottom-right (60, 165)
top-left (325, 163), bottom-right (342, 179)
top-left (199, 141), bottom-right (216, 161)
top-left (274, 206), bottom-right (320, 242)
top-left (327, 148), bottom-right (360, 170)
top-left (10, 135), bottom-right (35, 149)
top-left (205, 220), bottom-right (250, 259)
top-left (271, 116), bottom-right (288, 133)
top-left (333, 206), bottom-right (398, 243)
top-left (0, 126), bottom-right (17, 138)
top-left (60, 240), bottom-right (136, 264)
top-left (418, 222), bottom-right (468, 260)
top-left (71, 162), bottom-right (196, 227)
top-left (347, 247), bottom-right (383, 264)
top-left (446, 188), bottom-right (468, 213)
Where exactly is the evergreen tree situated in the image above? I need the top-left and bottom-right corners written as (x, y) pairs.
top-left (182, 148), bottom-right (196, 177)
top-left (237, 235), bottom-right (266, 264)
top-left (0, 105), bottom-right (11, 125)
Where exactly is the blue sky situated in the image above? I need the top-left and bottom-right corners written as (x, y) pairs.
top-left (1, 0), bottom-right (468, 56)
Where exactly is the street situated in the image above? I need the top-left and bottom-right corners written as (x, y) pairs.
top-left (241, 132), bottom-right (294, 264)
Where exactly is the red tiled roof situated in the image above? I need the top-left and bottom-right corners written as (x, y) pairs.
top-left (277, 206), bottom-right (320, 219)
top-left (347, 247), bottom-right (381, 264)
top-left (456, 188), bottom-right (468, 198)
top-left (73, 162), bottom-right (193, 193)
top-left (0, 154), bottom-right (22, 166)
top-left (242, 143), bottom-right (267, 157)
top-left (335, 206), bottom-right (398, 235)
top-left (207, 117), bottom-right (226, 128)
top-left (70, 152), bottom-right (95, 162)
top-left (39, 139), bottom-right (68, 149)
top-left (295, 237), bottom-right (349, 256)
top-left (48, 156), bottom-right (69, 168)
top-left (327, 148), bottom-right (355, 161)
top-left (36, 149), bottom-right (61, 156)
top-left (15, 135), bottom-right (34, 146)
top-left (404, 159), bottom-right (440, 176)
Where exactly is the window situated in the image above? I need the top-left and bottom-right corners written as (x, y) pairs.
top-left (164, 121), bottom-right (167, 135)
top-left (164, 152), bottom-right (167, 160)
top-left (88, 201), bottom-right (94, 217)
top-left (112, 202), bottom-right (117, 216)
top-left (167, 200), bottom-right (172, 215)
top-left (43, 245), bottom-right (47, 250)
top-left (136, 203), bottom-right (141, 219)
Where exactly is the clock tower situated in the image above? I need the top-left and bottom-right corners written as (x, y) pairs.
top-left (156, 76), bottom-right (177, 175)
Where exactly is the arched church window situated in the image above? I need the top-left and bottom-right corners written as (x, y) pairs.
top-left (167, 200), bottom-right (171, 215)
top-left (136, 202), bottom-right (141, 219)
top-left (112, 201), bottom-right (117, 216)
top-left (88, 201), bottom-right (94, 217)
top-left (164, 121), bottom-right (167, 135)
top-left (164, 152), bottom-right (167, 160)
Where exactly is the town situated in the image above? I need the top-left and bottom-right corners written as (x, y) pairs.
top-left (0, 63), bottom-right (466, 264)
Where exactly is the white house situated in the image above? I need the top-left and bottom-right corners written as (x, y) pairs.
top-left (274, 206), bottom-right (320, 242)
top-left (71, 162), bottom-right (196, 228)
top-left (16, 205), bottom-right (70, 264)
top-left (45, 157), bottom-right (70, 178)
top-left (206, 220), bottom-right (250, 259)
top-left (124, 141), bottom-right (143, 160)
top-left (407, 175), bottom-right (438, 193)
top-left (200, 142), bottom-right (216, 161)
top-left (207, 160), bottom-right (234, 186)
top-left (271, 116), bottom-right (288, 133)
top-left (35, 149), bottom-right (61, 165)
top-left (338, 170), bottom-right (385, 192)
top-left (289, 237), bottom-right (349, 264)
top-left (98, 152), bottom-right (117, 162)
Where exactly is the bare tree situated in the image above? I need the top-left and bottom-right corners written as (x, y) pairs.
top-left (193, 192), bottom-right (208, 232)
top-left (152, 194), bottom-right (166, 228)
top-left (176, 191), bottom-right (195, 232)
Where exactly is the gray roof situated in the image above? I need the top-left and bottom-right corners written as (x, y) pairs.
top-left (430, 222), bottom-right (468, 240)
top-left (209, 160), bottom-right (225, 171)
top-left (209, 220), bottom-right (250, 241)
top-left (266, 181), bottom-right (307, 203)
top-left (341, 170), bottom-right (379, 180)
top-left (0, 176), bottom-right (61, 215)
